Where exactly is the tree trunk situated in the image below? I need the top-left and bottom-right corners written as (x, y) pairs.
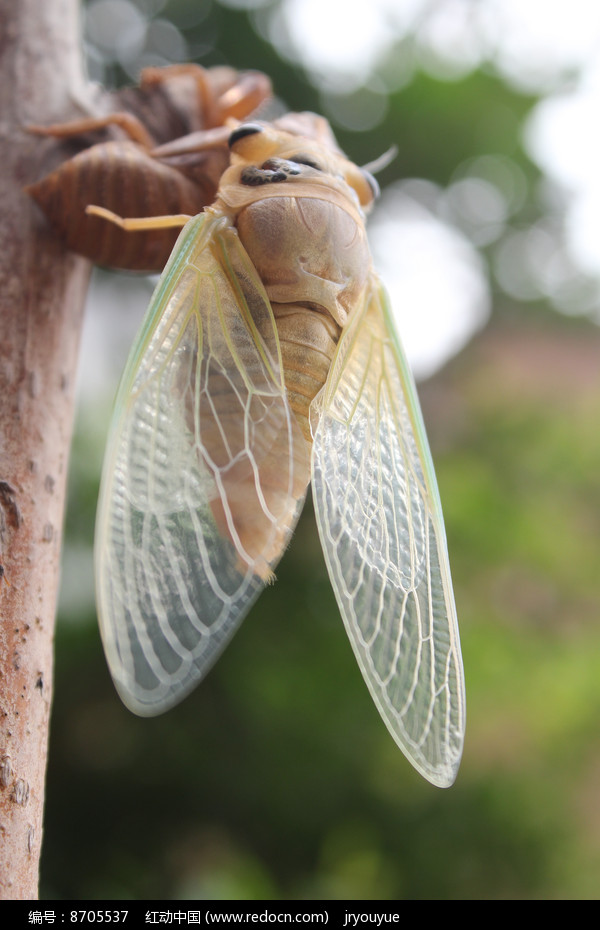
top-left (0, 0), bottom-right (96, 898)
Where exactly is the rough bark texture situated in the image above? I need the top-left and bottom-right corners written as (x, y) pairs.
top-left (0, 0), bottom-right (96, 898)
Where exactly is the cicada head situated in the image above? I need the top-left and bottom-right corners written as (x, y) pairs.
top-left (225, 117), bottom-right (378, 214)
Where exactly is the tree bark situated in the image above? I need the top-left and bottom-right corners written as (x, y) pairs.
top-left (0, 0), bottom-right (96, 898)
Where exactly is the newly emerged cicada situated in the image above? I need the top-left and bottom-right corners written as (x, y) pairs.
top-left (92, 114), bottom-right (465, 788)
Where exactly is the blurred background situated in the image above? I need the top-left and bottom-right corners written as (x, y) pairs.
top-left (42, 0), bottom-right (600, 899)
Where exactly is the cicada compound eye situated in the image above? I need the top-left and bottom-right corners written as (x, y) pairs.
top-left (343, 163), bottom-right (379, 210)
top-left (228, 122), bottom-right (284, 164)
top-left (228, 123), bottom-right (263, 148)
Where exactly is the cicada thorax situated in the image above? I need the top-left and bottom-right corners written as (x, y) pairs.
top-left (218, 123), bottom-right (375, 444)
top-left (236, 195), bottom-right (370, 442)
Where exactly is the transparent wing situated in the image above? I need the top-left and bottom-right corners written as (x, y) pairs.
top-left (311, 276), bottom-right (465, 787)
top-left (95, 212), bottom-right (309, 716)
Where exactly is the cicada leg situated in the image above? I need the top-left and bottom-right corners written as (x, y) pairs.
top-left (85, 205), bottom-right (192, 231)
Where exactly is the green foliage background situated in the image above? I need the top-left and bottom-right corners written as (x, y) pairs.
top-left (40, 0), bottom-right (600, 899)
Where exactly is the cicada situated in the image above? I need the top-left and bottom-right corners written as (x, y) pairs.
top-left (92, 114), bottom-right (465, 787)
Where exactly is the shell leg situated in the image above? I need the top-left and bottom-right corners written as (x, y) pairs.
top-left (27, 112), bottom-right (155, 148)
top-left (140, 64), bottom-right (271, 130)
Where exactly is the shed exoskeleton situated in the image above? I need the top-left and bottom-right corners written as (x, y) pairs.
top-left (26, 64), bottom-right (271, 270)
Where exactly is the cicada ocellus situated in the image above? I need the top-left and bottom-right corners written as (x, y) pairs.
top-left (93, 114), bottom-right (466, 787)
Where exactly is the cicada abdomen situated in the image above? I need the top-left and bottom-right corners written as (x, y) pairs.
top-left (94, 115), bottom-right (465, 787)
top-left (26, 65), bottom-right (271, 271)
top-left (176, 221), bottom-right (312, 582)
